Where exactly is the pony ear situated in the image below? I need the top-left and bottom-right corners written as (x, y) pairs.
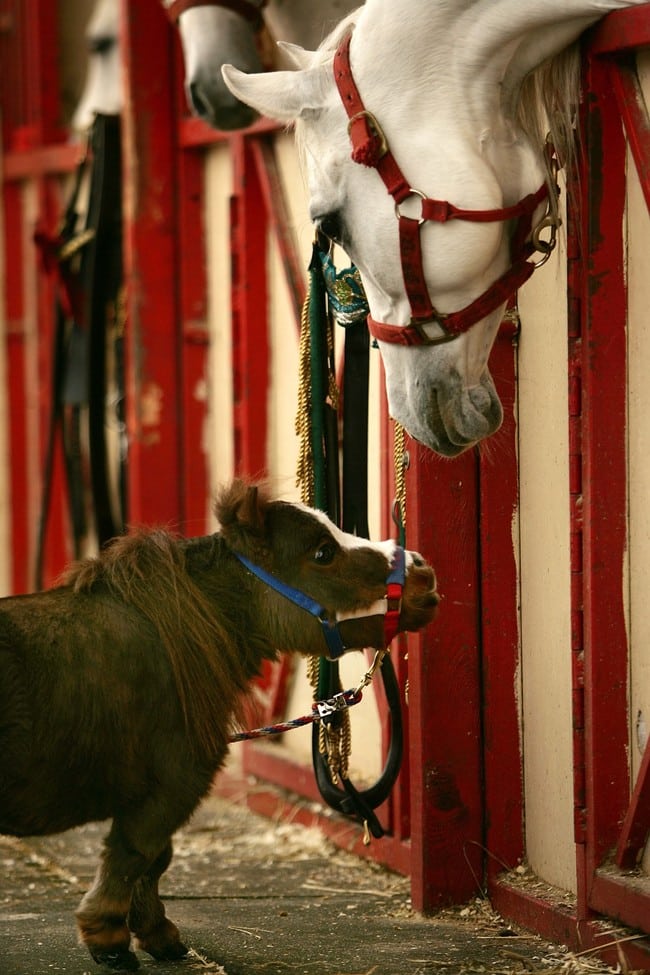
top-left (215, 480), bottom-right (268, 542)
top-left (221, 63), bottom-right (328, 122)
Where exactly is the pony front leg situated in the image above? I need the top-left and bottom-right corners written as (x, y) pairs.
top-left (75, 821), bottom-right (152, 971)
top-left (128, 841), bottom-right (188, 961)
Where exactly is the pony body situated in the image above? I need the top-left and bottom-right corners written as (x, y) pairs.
top-left (222, 0), bottom-right (647, 453)
top-left (0, 480), bottom-right (437, 971)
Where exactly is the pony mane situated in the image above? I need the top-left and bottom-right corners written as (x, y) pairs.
top-left (64, 530), bottom-right (276, 756)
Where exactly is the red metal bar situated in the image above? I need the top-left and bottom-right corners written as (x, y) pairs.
top-left (121, 0), bottom-right (183, 526)
top-left (481, 320), bottom-right (524, 880)
top-left (565, 163), bottom-right (591, 920)
top-left (230, 135), bottom-right (269, 479)
top-left (178, 147), bottom-right (210, 535)
top-left (406, 443), bottom-right (483, 910)
top-left (587, 6), bottom-right (650, 57)
top-left (580, 50), bottom-right (630, 888)
top-left (2, 143), bottom-right (81, 182)
top-left (3, 181), bottom-right (27, 593)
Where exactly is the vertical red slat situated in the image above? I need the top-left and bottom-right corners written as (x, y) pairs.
top-left (3, 181), bottom-right (26, 593)
top-left (230, 135), bottom-right (268, 479)
top-left (407, 442), bottom-right (483, 910)
top-left (481, 320), bottom-right (524, 878)
top-left (580, 52), bottom-right (630, 887)
top-left (121, 0), bottom-right (182, 526)
top-left (178, 147), bottom-right (210, 535)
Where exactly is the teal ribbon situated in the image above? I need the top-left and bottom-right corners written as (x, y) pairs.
top-left (319, 250), bottom-right (369, 327)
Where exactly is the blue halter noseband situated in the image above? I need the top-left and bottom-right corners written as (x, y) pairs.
top-left (234, 546), bottom-right (406, 659)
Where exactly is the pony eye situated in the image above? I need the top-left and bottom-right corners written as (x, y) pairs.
top-left (314, 542), bottom-right (336, 565)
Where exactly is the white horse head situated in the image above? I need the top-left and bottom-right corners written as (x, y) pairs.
top-left (165, 0), bottom-right (359, 131)
top-left (72, 0), bottom-right (122, 134)
top-left (222, 0), bottom-right (645, 454)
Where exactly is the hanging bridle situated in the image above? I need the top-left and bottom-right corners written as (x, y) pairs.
top-left (333, 31), bottom-right (559, 348)
top-left (163, 0), bottom-right (267, 25)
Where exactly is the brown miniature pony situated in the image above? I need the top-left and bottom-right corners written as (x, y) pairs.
top-left (0, 480), bottom-right (438, 971)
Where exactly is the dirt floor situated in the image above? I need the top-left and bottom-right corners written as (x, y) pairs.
top-left (0, 792), bottom-right (638, 975)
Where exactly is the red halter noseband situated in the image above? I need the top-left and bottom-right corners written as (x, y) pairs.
top-left (163, 0), bottom-right (266, 25)
top-left (332, 32), bottom-right (556, 347)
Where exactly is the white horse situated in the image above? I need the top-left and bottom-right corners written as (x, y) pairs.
top-left (164, 0), bottom-right (359, 129)
top-left (222, 0), bottom-right (647, 455)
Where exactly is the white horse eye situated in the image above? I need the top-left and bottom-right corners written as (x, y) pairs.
top-left (316, 213), bottom-right (343, 245)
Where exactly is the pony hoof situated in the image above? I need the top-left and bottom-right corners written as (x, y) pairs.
top-left (90, 947), bottom-right (140, 971)
top-left (147, 941), bottom-right (189, 961)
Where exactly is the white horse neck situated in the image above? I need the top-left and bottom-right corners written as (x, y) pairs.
top-left (351, 0), bottom-right (642, 122)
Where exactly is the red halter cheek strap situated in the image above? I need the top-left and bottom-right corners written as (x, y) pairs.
top-left (332, 31), bottom-right (553, 347)
top-left (163, 0), bottom-right (267, 25)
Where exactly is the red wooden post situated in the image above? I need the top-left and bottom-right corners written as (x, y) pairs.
top-left (230, 135), bottom-right (269, 479)
top-left (3, 182), bottom-right (28, 593)
top-left (579, 51), bottom-right (630, 892)
top-left (121, 0), bottom-right (183, 527)
top-left (178, 147), bottom-right (210, 535)
top-left (406, 442), bottom-right (483, 910)
top-left (481, 320), bottom-right (524, 878)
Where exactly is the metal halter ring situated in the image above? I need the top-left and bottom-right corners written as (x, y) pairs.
top-left (531, 214), bottom-right (560, 268)
top-left (394, 188), bottom-right (427, 224)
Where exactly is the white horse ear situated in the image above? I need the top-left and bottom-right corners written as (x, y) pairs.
top-left (277, 41), bottom-right (316, 70)
top-left (221, 63), bottom-right (327, 123)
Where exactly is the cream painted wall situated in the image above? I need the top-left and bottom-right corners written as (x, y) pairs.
top-left (516, 191), bottom-right (576, 893)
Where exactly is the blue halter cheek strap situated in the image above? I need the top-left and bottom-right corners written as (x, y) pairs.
top-left (234, 552), bottom-right (347, 659)
top-left (233, 547), bottom-right (406, 660)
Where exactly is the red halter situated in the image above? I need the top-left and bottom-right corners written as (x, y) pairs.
top-left (333, 32), bottom-right (555, 347)
top-left (163, 0), bottom-right (266, 25)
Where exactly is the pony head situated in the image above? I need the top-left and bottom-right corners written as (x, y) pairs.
top-left (215, 480), bottom-right (439, 652)
top-left (221, 0), bottom-right (629, 454)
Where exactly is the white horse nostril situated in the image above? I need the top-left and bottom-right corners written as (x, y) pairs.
top-left (468, 384), bottom-right (491, 413)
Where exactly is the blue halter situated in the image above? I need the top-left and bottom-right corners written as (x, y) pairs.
top-left (234, 546), bottom-right (406, 660)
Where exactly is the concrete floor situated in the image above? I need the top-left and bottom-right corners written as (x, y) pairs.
top-left (0, 790), bottom-right (619, 975)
